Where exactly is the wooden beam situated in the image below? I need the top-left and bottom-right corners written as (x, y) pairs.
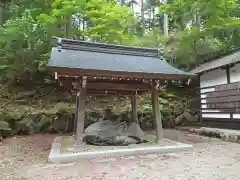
top-left (71, 89), bottom-right (147, 96)
top-left (75, 76), bottom-right (87, 146)
top-left (151, 84), bottom-right (163, 142)
top-left (59, 79), bottom-right (151, 91)
top-left (87, 82), bottom-right (151, 91)
top-left (58, 76), bottom-right (150, 86)
top-left (58, 75), bottom-right (150, 84)
top-left (52, 67), bottom-right (192, 80)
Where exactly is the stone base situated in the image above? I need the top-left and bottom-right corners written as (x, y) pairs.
top-left (198, 127), bottom-right (240, 142)
top-left (48, 136), bottom-right (193, 164)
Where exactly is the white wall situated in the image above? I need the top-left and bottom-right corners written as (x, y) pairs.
top-left (202, 109), bottom-right (220, 112)
top-left (200, 68), bottom-right (228, 116)
top-left (201, 113), bottom-right (230, 118)
top-left (230, 63), bottom-right (240, 83)
top-left (199, 66), bottom-right (240, 120)
top-left (233, 114), bottom-right (240, 119)
top-left (230, 64), bottom-right (240, 119)
top-left (200, 87), bottom-right (215, 94)
top-left (200, 69), bottom-right (227, 88)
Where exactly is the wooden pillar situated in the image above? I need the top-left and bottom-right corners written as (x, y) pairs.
top-left (151, 84), bottom-right (163, 142)
top-left (131, 94), bottom-right (138, 124)
top-left (75, 76), bottom-right (87, 146)
top-left (73, 92), bottom-right (79, 141)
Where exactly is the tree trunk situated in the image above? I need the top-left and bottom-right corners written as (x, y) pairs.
top-left (0, 3), bottom-right (4, 25)
top-left (163, 0), bottom-right (168, 36)
top-left (196, 13), bottom-right (201, 27)
top-left (65, 16), bottom-right (72, 38)
top-left (192, 12), bottom-right (200, 28)
top-left (140, 0), bottom-right (145, 28)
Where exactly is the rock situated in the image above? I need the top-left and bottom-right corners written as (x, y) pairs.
top-left (183, 112), bottom-right (198, 123)
top-left (143, 134), bottom-right (157, 143)
top-left (14, 99), bottom-right (29, 105)
top-left (163, 115), bottom-right (175, 128)
top-left (83, 120), bottom-right (146, 146)
top-left (175, 114), bottom-right (185, 125)
top-left (188, 97), bottom-right (200, 110)
top-left (84, 120), bottom-right (123, 136)
top-left (0, 121), bottom-right (11, 131)
top-left (221, 134), bottom-right (229, 141)
top-left (229, 135), bottom-right (238, 142)
top-left (175, 111), bottom-right (198, 126)
top-left (115, 136), bottom-right (139, 144)
top-left (139, 117), bottom-right (154, 130)
top-left (125, 122), bottom-right (145, 140)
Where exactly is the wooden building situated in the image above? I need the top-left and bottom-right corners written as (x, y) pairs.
top-left (191, 51), bottom-right (240, 129)
top-left (48, 37), bottom-right (193, 147)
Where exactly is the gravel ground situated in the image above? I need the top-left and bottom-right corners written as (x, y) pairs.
top-left (1, 130), bottom-right (240, 180)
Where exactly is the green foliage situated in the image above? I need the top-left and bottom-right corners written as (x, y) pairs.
top-left (0, 0), bottom-right (138, 84)
top-left (133, 28), bottom-right (165, 48)
top-left (39, 0), bottom-right (137, 44)
top-left (0, 121), bottom-right (11, 131)
top-left (158, 0), bottom-right (240, 67)
top-left (0, 7), bottom-right (51, 84)
top-left (2, 0), bottom-right (240, 83)
top-left (0, 113), bottom-right (11, 140)
top-left (84, 1), bottom-right (137, 44)
top-left (0, 104), bottom-right (75, 137)
top-left (1, 0), bottom-right (240, 82)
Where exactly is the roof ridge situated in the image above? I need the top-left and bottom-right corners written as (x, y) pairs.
top-left (54, 37), bottom-right (162, 58)
top-left (191, 50), bottom-right (240, 73)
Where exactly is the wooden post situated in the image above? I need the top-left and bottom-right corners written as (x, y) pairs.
top-left (73, 92), bottom-right (79, 141)
top-left (151, 84), bottom-right (163, 142)
top-left (131, 94), bottom-right (138, 124)
top-left (75, 76), bottom-right (87, 146)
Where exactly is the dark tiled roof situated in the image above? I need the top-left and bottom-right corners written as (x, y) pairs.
top-left (191, 51), bottom-right (240, 74)
top-left (49, 37), bottom-right (194, 78)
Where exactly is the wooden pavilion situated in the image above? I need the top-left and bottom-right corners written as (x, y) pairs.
top-left (49, 37), bottom-right (194, 147)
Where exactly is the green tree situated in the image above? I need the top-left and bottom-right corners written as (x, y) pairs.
top-left (0, 0), bottom-right (53, 84)
top-left (0, 0), bottom-right (138, 85)
top-left (158, 0), bottom-right (240, 67)
top-left (2, 0), bottom-right (240, 86)
top-left (0, 9), bottom-right (51, 84)
top-left (133, 28), bottom-right (165, 48)
top-left (39, 0), bottom-right (137, 44)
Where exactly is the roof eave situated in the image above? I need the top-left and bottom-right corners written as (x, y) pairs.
top-left (49, 66), bottom-right (195, 80)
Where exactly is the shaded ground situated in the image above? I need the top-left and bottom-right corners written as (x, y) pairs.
top-left (1, 130), bottom-right (240, 180)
